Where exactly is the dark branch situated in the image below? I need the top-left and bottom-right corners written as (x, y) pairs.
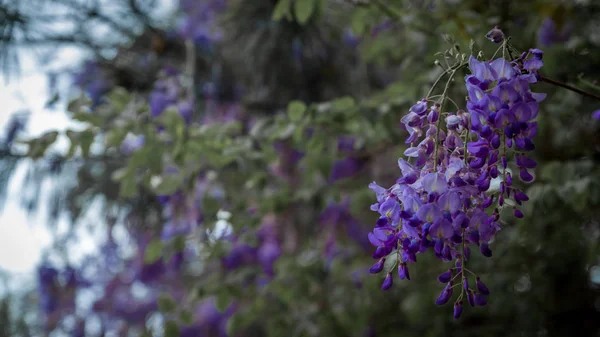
top-left (540, 75), bottom-right (600, 103)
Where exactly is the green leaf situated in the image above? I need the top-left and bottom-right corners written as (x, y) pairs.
top-left (179, 310), bottom-right (195, 326)
top-left (294, 0), bottom-right (315, 24)
top-left (144, 239), bottom-right (163, 264)
top-left (383, 252), bottom-right (398, 274)
top-left (164, 320), bottom-right (180, 337)
top-left (171, 235), bottom-right (187, 253)
top-left (106, 87), bottom-right (131, 111)
top-left (307, 135), bottom-right (324, 153)
top-left (26, 131), bottom-right (59, 159)
top-left (272, 0), bottom-right (292, 21)
top-left (215, 291), bottom-right (231, 313)
top-left (67, 97), bottom-right (91, 113)
top-left (111, 167), bottom-right (130, 182)
top-left (287, 101), bottom-right (306, 122)
top-left (278, 124), bottom-right (296, 140)
top-left (152, 172), bottom-right (184, 195)
top-left (72, 112), bottom-right (104, 127)
top-left (469, 39), bottom-right (475, 54)
top-left (442, 33), bottom-right (455, 45)
top-left (351, 17), bottom-right (366, 36)
top-left (79, 129), bottom-right (95, 157)
top-left (119, 177), bottom-right (137, 198)
top-left (158, 293), bottom-right (177, 313)
top-left (226, 314), bottom-right (242, 336)
top-left (350, 8), bottom-right (368, 35)
top-left (105, 129), bottom-right (129, 148)
top-left (331, 96), bottom-right (356, 112)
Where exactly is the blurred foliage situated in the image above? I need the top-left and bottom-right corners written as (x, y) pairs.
top-left (1, 0), bottom-right (600, 336)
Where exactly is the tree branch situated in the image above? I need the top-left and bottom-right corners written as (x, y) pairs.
top-left (540, 75), bottom-right (600, 103)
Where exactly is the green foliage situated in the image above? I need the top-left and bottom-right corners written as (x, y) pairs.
top-left (23, 131), bottom-right (58, 159)
top-left (293, 0), bottom-right (316, 25)
top-left (164, 320), bottom-right (180, 337)
top-left (287, 100), bottom-right (306, 122)
top-left (158, 293), bottom-right (178, 314)
top-left (272, 0), bottom-right (292, 21)
top-left (144, 238), bottom-right (164, 264)
top-left (179, 310), bottom-right (195, 325)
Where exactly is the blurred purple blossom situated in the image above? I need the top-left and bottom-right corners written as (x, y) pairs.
top-left (538, 17), bottom-right (572, 47)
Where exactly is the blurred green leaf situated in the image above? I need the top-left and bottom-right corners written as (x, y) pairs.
top-left (119, 176), bottom-right (137, 198)
top-left (79, 129), bottom-right (95, 157)
top-left (25, 131), bottom-right (59, 159)
top-left (331, 96), bottom-right (356, 112)
top-left (179, 310), bottom-right (195, 326)
top-left (158, 293), bottom-right (177, 313)
top-left (152, 172), bottom-right (184, 196)
top-left (287, 101), bottom-right (307, 122)
top-left (172, 235), bottom-right (187, 253)
top-left (144, 239), bottom-right (163, 264)
top-left (164, 320), bottom-right (180, 337)
top-left (215, 290), bottom-right (231, 313)
top-left (272, 0), bottom-right (292, 21)
top-left (111, 167), bottom-right (130, 182)
top-left (71, 112), bottom-right (104, 127)
top-left (294, 0), bottom-right (315, 24)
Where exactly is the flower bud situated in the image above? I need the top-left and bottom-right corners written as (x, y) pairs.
top-left (435, 284), bottom-right (453, 305)
top-left (520, 168), bottom-right (534, 182)
top-left (489, 165), bottom-right (499, 179)
top-left (398, 262), bottom-right (410, 280)
top-left (491, 134), bottom-right (500, 149)
top-left (453, 301), bottom-right (463, 319)
top-left (480, 242), bottom-right (492, 257)
top-left (408, 239), bottom-right (420, 254)
top-left (434, 238), bottom-right (444, 255)
top-left (381, 272), bottom-right (393, 290)
top-left (489, 151), bottom-right (499, 165)
top-left (476, 277), bottom-right (490, 295)
top-left (475, 293), bottom-right (488, 306)
top-left (514, 208), bottom-right (524, 218)
top-left (479, 196), bottom-right (492, 209)
top-left (467, 290), bottom-right (475, 307)
top-left (438, 269), bottom-right (452, 283)
top-left (485, 26), bottom-right (505, 43)
top-left (376, 216), bottom-right (389, 227)
top-left (468, 230), bottom-right (480, 244)
top-left (369, 259), bottom-right (385, 274)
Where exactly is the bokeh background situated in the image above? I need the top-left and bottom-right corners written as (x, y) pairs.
top-left (0, 0), bottom-right (600, 336)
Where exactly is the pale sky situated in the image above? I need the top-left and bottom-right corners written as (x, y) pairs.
top-left (0, 0), bottom-right (179, 295)
top-left (0, 46), bottom-right (102, 293)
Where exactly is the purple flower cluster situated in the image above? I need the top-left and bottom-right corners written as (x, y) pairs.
top-left (367, 32), bottom-right (545, 317)
top-left (538, 17), bottom-right (572, 47)
top-left (178, 0), bottom-right (227, 47)
top-left (180, 298), bottom-right (236, 337)
top-left (149, 68), bottom-right (194, 123)
top-left (91, 275), bottom-right (159, 326)
top-left (72, 61), bottom-right (112, 106)
top-left (37, 264), bottom-right (89, 331)
top-left (320, 198), bottom-right (372, 263)
top-left (222, 214), bottom-right (282, 278)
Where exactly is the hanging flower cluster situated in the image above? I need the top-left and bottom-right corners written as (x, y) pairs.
top-left (367, 28), bottom-right (545, 318)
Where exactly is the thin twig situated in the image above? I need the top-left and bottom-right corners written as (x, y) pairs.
top-left (540, 76), bottom-right (600, 102)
